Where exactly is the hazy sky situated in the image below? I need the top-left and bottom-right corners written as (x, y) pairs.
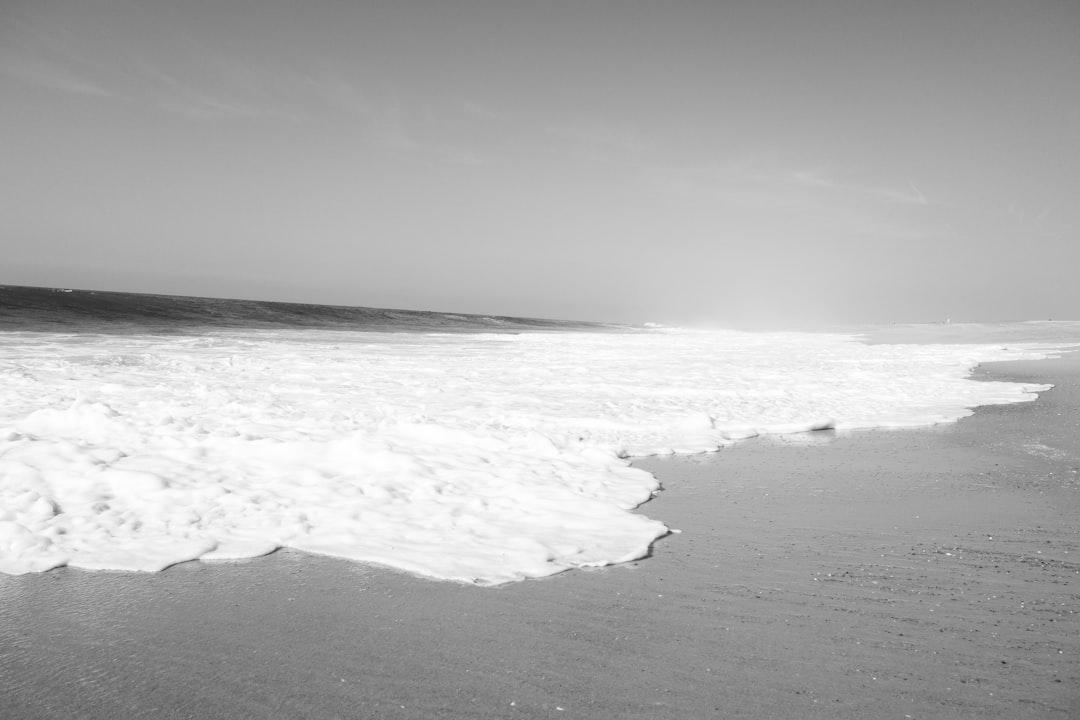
top-left (3, 0), bottom-right (1078, 327)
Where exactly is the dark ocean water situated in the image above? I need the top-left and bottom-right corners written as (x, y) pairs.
top-left (0, 285), bottom-right (622, 335)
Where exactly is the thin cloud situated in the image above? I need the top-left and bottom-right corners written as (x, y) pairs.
top-left (545, 118), bottom-right (644, 161)
top-left (785, 168), bottom-right (935, 208)
top-left (786, 169), bottom-right (836, 189)
top-left (645, 163), bottom-right (813, 211)
top-left (156, 94), bottom-right (292, 122)
top-left (1006, 201), bottom-right (1067, 241)
top-left (455, 99), bottom-right (507, 123)
top-left (0, 53), bottom-right (110, 97)
top-left (643, 160), bottom-right (939, 241)
top-left (876, 180), bottom-right (931, 206)
top-left (295, 72), bottom-right (374, 120)
top-left (140, 63), bottom-right (300, 123)
top-left (294, 70), bottom-right (499, 165)
top-left (293, 71), bottom-right (420, 149)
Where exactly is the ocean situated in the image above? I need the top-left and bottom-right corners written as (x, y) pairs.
top-left (0, 285), bottom-right (1074, 584)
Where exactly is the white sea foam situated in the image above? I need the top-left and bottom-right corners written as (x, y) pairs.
top-left (0, 328), bottom-right (1065, 583)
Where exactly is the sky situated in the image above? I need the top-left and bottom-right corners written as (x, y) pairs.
top-left (2, 0), bottom-right (1078, 328)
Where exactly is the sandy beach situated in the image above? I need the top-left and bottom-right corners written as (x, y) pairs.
top-left (2, 345), bottom-right (1078, 719)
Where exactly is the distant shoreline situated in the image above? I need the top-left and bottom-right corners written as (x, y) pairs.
top-left (0, 283), bottom-right (628, 334)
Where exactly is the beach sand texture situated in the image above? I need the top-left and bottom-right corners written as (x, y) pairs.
top-left (1, 348), bottom-right (1077, 719)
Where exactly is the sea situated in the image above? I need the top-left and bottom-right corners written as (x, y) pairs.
top-left (1, 285), bottom-right (1075, 584)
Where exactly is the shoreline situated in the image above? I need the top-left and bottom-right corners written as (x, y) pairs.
top-left (2, 351), bottom-right (1078, 718)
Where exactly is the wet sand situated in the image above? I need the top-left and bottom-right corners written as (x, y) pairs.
top-left (2, 344), bottom-right (1078, 719)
